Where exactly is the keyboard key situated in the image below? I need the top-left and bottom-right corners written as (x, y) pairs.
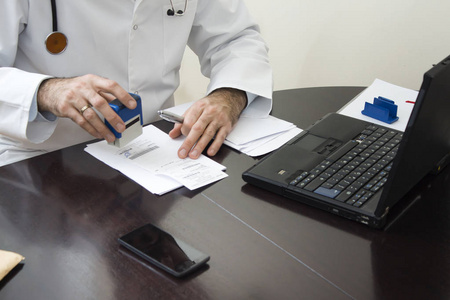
top-left (326, 177), bottom-right (340, 185)
top-left (354, 195), bottom-right (371, 207)
top-left (320, 182), bottom-right (335, 189)
top-left (314, 187), bottom-right (341, 199)
top-left (361, 129), bottom-right (374, 135)
top-left (336, 189), bottom-right (354, 202)
top-left (304, 177), bottom-right (326, 191)
top-left (310, 167), bottom-right (322, 174)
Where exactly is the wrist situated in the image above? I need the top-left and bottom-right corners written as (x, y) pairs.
top-left (210, 88), bottom-right (247, 112)
top-left (37, 78), bottom-right (54, 112)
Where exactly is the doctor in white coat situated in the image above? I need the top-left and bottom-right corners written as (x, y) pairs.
top-left (0, 0), bottom-right (272, 167)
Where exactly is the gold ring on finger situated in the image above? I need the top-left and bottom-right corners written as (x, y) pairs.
top-left (80, 104), bottom-right (93, 115)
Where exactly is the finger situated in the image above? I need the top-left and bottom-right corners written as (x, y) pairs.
top-left (93, 76), bottom-right (136, 109)
top-left (169, 123), bottom-right (183, 139)
top-left (187, 122), bottom-right (220, 159)
top-left (177, 121), bottom-right (208, 159)
top-left (206, 126), bottom-right (230, 157)
top-left (190, 122), bottom-right (232, 159)
top-left (98, 91), bottom-right (118, 102)
top-left (67, 106), bottom-right (103, 140)
top-left (178, 102), bottom-right (206, 137)
top-left (81, 105), bottom-right (116, 143)
top-left (89, 92), bottom-right (126, 134)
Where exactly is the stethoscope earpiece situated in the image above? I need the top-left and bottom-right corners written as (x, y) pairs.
top-left (168, 0), bottom-right (187, 16)
top-left (167, 9), bottom-right (185, 16)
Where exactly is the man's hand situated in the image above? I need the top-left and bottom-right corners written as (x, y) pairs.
top-left (37, 75), bottom-right (136, 143)
top-left (169, 88), bottom-right (247, 159)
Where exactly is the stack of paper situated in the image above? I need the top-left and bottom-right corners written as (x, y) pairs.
top-left (224, 115), bottom-right (301, 156)
top-left (85, 125), bottom-right (227, 195)
top-left (164, 102), bottom-right (302, 157)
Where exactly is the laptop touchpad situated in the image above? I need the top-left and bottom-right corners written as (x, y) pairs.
top-left (293, 134), bottom-right (326, 150)
top-left (294, 133), bottom-right (342, 154)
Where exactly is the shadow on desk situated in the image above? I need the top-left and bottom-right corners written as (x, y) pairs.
top-left (241, 162), bottom-right (450, 299)
top-left (0, 264), bottom-right (24, 291)
top-left (240, 164), bottom-right (449, 234)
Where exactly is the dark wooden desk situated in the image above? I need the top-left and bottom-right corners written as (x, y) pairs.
top-left (1, 87), bottom-right (449, 300)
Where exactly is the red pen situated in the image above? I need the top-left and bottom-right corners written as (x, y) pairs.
top-left (406, 101), bottom-right (415, 104)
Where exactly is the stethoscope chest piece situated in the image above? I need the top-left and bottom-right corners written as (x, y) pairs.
top-left (45, 31), bottom-right (68, 54)
top-left (46, 0), bottom-right (67, 54)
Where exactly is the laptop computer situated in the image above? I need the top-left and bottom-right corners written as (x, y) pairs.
top-left (242, 55), bottom-right (450, 228)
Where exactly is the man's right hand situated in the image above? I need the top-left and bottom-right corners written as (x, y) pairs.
top-left (37, 74), bottom-right (136, 143)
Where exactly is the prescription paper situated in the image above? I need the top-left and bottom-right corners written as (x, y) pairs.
top-left (85, 125), bottom-right (227, 194)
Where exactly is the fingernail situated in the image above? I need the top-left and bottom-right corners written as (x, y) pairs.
top-left (116, 123), bottom-right (125, 132)
top-left (179, 148), bottom-right (187, 158)
top-left (190, 149), bottom-right (199, 158)
top-left (208, 148), bottom-right (216, 156)
top-left (106, 134), bottom-right (115, 143)
top-left (129, 100), bottom-right (136, 108)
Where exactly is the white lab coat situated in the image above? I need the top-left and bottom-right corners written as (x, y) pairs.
top-left (0, 0), bottom-right (272, 166)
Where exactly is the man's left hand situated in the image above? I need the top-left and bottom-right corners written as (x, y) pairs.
top-left (168, 88), bottom-right (247, 159)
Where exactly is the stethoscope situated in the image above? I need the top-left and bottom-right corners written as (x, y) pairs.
top-left (168, 0), bottom-right (188, 16)
top-left (45, 0), bottom-right (188, 54)
top-left (45, 0), bottom-right (68, 54)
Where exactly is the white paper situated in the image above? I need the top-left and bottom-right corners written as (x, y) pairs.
top-left (86, 141), bottom-right (181, 195)
top-left (120, 135), bottom-right (227, 190)
top-left (226, 115), bottom-right (295, 145)
top-left (338, 78), bottom-right (418, 132)
top-left (240, 127), bottom-right (303, 157)
top-left (163, 103), bottom-right (299, 156)
top-left (85, 125), bottom-right (227, 194)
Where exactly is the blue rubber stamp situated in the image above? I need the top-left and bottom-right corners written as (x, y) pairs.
top-left (105, 93), bottom-right (143, 147)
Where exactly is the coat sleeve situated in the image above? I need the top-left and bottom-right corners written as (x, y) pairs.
top-left (187, 0), bottom-right (273, 117)
top-left (0, 1), bottom-right (56, 143)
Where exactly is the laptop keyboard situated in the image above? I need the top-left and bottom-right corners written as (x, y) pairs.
top-left (289, 124), bottom-right (403, 208)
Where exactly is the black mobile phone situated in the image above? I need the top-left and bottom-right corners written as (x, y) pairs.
top-left (118, 224), bottom-right (210, 277)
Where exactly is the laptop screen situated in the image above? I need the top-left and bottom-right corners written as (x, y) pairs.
top-left (377, 55), bottom-right (450, 216)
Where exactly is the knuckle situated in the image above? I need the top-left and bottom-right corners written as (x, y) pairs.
top-left (194, 142), bottom-right (207, 152)
top-left (103, 79), bottom-right (118, 90)
top-left (203, 105), bottom-right (218, 115)
top-left (83, 108), bottom-right (97, 120)
top-left (57, 101), bottom-right (71, 114)
top-left (63, 89), bottom-right (77, 101)
top-left (83, 74), bottom-right (96, 81)
top-left (191, 123), bottom-right (204, 133)
top-left (90, 94), bottom-right (105, 108)
top-left (193, 99), bottom-right (208, 110)
top-left (72, 78), bottom-right (89, 91)
top-left (77, 116), bottom-right (88, 127)
top-left (204, 127), bottom-right (217, 138)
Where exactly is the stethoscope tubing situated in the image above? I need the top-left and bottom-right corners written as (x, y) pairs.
top-left (45, 0), bottom-right (188, 54)
top-left (45, 0), bottom-right (68, 54)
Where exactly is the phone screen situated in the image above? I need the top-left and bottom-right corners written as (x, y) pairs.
top-left (118, 224), bottom-right (210, 277)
